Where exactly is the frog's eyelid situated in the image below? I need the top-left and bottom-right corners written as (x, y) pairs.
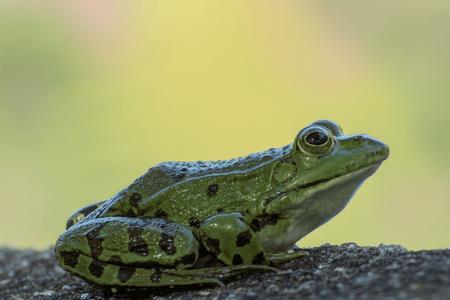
top-left (309, 120), bottom-right (343, 136)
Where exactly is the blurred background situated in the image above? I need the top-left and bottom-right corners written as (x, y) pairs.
top-left (1, 1), bottom-right (449, 250)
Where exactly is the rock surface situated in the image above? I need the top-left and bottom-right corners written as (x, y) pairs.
top-left (0, 243), bottom-right (449, 300)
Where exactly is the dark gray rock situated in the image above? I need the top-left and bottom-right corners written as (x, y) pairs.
top-left (0, 243), bottom-right (449, 300)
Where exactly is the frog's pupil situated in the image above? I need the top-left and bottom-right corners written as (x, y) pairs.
top-left (305, 131), bottom-right (328, 146)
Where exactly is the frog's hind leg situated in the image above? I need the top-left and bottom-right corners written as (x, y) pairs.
top-left (165, 264), bottom-right (279, 283)
top-left (55, 217), bottom-right (201, 287)
top-left (66, 201), bottom-right (105, 229)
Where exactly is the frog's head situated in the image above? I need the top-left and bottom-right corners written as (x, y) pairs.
top-left (253, 120), bottom-right (389, 249)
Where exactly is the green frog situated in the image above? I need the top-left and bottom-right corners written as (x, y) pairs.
top-left (55, 120), bottom-right (389, 288)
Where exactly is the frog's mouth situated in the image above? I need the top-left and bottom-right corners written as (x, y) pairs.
top-left (294, 162), bottom-right (381, 191)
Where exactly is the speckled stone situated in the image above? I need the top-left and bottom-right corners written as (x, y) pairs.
top-left (0, 244), bottom-right (449, 300)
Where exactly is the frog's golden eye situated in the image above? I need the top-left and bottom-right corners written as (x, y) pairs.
top-left (297, 126), bottom-right (335, 156)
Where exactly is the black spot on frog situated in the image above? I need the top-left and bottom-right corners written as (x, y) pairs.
top-left (206, 184), bottom-right (219, 197)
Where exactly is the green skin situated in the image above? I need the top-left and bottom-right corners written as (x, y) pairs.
top-left (55, 120), bottom-right (389, 288)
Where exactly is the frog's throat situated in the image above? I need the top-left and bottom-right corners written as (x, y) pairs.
top-left (255, 162), bottom-right (382, 216)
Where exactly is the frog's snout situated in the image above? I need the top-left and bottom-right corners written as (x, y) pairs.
top-left (380, 143), bottom-right (390, 160)
top-left (356, 134), bottom-right (390, 162)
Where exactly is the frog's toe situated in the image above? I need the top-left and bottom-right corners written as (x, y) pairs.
top-left (197, 278), bottom-right (225, 288)
top-left (268, 249), bottom-right (309, 265)
top-left (65, 201), bottom-right (104, 229)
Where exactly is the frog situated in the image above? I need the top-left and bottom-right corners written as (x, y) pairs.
top-left (55, 120), bottom-right (389, 289)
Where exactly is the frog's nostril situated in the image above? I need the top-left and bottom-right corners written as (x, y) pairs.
top-left (352, 135), bottom-right (364, 142)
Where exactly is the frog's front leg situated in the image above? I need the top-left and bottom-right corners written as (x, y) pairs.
top-left (198, 213), bottom-right (307, 269)
top-left (56, 217), bottom-right (208, 287)
top-left (199, 212), bottom-right (269, 266)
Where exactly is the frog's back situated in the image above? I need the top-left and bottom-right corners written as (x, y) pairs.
top-left (124, 144), bottom-right (292, 199)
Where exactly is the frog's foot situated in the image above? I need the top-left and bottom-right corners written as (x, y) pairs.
top-left (65, 201), bottom-right (105, 229)
top-left (164, 264), bottom-right (279, 285)
top-left (268, 249), bottom-right (309, 265)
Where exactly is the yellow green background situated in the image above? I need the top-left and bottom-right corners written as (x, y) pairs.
top-left (1, 1), bottom-right (449, 250)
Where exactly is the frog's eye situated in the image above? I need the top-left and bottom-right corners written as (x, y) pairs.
top-left (297, 126), bottom-right (335, 155)
top-left (305, 130), bottom-right (328, 146)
